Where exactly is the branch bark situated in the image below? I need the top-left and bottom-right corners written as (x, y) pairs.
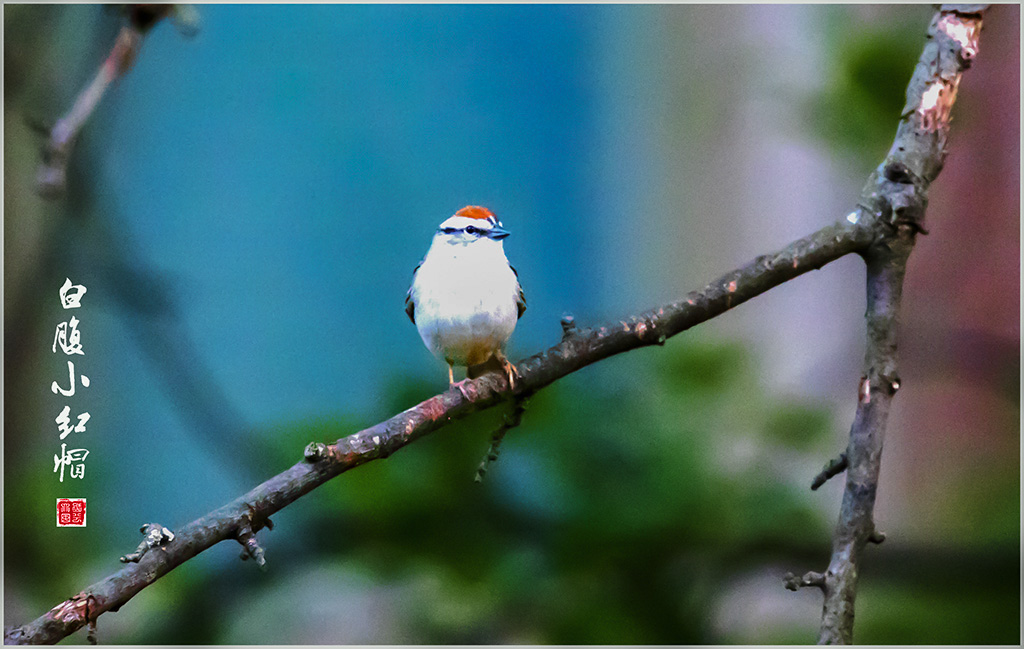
top-left (4, 4), bottom-right (989, 645)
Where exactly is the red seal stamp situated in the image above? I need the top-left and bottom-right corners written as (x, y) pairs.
top-left (56, 498), bottom-right (87, 527)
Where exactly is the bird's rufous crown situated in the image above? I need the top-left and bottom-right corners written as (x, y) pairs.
top-left (455, 206), bottom-right (495, 220)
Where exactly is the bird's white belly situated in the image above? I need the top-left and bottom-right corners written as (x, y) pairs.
top-left (413, 259), bottom-right (519, 367)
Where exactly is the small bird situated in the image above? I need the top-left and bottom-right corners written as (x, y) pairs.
top-left (406, 206), bottom-right (526, 394)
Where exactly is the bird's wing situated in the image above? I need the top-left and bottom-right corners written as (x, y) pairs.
top-left (405, 263), bottom-right (421, 324)
top-left (511, 264), bottom-right (527, 319)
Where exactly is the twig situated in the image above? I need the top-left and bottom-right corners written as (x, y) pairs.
top-left (474, 395), bottom-right (531, 482)
top-left (784, 571), bottom-right (826, 593)
top-left (810, 452), bottom-right (848, 491)
top-left (36, 5), bottom-right (176, 198)
top-left (787, 5), bottom-right (988, 645)
top-left (560, 314), bottom-right (577, 340)
top-left (84, 596), bottom-right (98, 646)
top-left (236, 520), bottom-right (268, 571)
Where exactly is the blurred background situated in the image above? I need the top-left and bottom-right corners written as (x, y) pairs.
top-left (3, 4), bottom-right (1019, 644)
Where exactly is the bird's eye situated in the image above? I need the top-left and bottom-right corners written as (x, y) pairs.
top-left (465, 226), bottom-right (480, 235)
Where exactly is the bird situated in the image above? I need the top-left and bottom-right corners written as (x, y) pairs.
top-left (405, 205), bottom-right (526, 395)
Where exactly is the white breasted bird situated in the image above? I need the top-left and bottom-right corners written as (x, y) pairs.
top-left (406, 205), bottom-right (526, 393)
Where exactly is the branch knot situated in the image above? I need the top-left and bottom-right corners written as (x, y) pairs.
top-left (560, 314), bottom-right (577, 340)
top-left (120, 524), bottom-right (175, 563)
top-left (304, 441), bottom-right (333, 462)
top-left (236, 509), bottom-right (268, 571)
top-left (784, 571), bottom-right (826, 592)
top-left (811, 452), bottom-right (849, 491)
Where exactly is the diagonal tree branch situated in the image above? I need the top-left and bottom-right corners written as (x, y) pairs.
top-left (35, 5), bottom-right (189, 198)
top-left (4, 4), bottom-right (989, 645)
top-left (783, 4), bottom-right (988, 644)
top-left (5, 216), bottom-right (874, 645)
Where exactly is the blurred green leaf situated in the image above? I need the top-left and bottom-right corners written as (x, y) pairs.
top-left (763, 402), bottom-right (832, 450)
top-left (807, 8), bottom-right (924, 163)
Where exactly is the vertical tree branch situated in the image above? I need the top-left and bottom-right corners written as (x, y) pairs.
top-left (817, 234), bottom-right (911, 643)
top-left (807, 5), bottom-right (988, 644)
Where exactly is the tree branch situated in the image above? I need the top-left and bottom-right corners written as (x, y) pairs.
top-left (4, 5), bottom-right (989, 645)
top-left (474, 393), bottom-right (531, 483)
top-left (6, 212), bottom-right (875, 644)
top-left (36, 5), bottom-right (181, 198)
top-left (792, 4), bottom-right (987, 644)
top-left (810, 452), bottom-right (848, 491)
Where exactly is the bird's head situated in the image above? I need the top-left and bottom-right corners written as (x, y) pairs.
top-left (433, 205), bottom-right (510, 248)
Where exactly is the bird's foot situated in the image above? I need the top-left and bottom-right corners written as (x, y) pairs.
top-left (501, 359), bottom-right (520, 391)
top-left (450, 378), bottom-right (475, 401)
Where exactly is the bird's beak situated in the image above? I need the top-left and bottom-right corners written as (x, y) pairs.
top-left (488, 225), bottom-right (511, 240)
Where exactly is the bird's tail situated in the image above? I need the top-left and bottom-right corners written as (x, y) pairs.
top-left (466, 354), bottom-right (505, 380)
